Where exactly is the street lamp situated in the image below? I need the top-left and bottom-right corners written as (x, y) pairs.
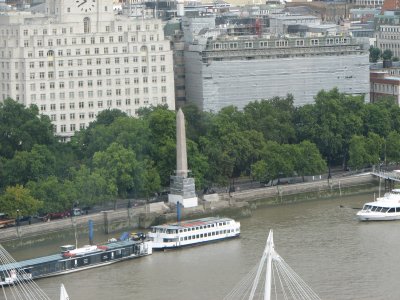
top-left (16, 209), bottom-right (20, 226)
top-left (16, 209), bottom-right (21, 238)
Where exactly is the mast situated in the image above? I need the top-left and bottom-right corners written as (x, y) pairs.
top-left (264, 230), bottom-right (273, 300)
top-left (248, 229), bottom-right (274, 300)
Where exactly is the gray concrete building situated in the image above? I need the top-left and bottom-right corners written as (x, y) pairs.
top-left (184, 26), bottom-right (370, 111)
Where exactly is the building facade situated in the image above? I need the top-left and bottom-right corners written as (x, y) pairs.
top-left (375, 11), bottom-right (400, 59)
top-left (185, 34), bottom-right (370, 111)
top-left (0, 0), bottom-right (175, 139)
top-left (370, 71), bottom-right (400, 104)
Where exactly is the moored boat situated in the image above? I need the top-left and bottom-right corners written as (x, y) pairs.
top-left (148, 217), bottom-right (240, 250)
top-left (0, 238), bottom-right (152, 286)
top-left (357, 189), bottom-right (400, 221)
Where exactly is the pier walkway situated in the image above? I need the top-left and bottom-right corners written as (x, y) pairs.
top-left (370, 167), bottom-right (400, 190)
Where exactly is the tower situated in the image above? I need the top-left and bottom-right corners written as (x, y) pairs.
top-left (168, 108), bottom-right (198, 208)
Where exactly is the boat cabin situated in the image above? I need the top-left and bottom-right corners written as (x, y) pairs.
top-left (361, 204), bottom-right (400, 213)
top-left (60, 245), bottom-right (75, 253)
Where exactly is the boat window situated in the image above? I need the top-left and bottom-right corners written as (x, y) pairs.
top-left (212, 224), bottom-right (214, 227)
top-left (371, 206), bottom-right (378, 211)
top-left (381, 208), bottom-right (389, 213)
top-left (397, 207), bottom-right (400, 212)
top-left (200, 234), bottom-right (203, 238)
top-left (388, 208), bottom-right (395, 213)
top-left (212, 232), bottom-right (215, 236)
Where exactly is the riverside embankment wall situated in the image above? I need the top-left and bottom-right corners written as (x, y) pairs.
top-left (0, 173), bottom-right (378, 247)
top-left (224, 173), bottom-right (378, 204)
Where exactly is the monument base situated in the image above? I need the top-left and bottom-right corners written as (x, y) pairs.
top-left (168, 194), bottom-right (198, 208)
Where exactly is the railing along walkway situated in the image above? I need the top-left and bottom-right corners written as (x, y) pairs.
top-left (371, 166), bottom-right (400, 183)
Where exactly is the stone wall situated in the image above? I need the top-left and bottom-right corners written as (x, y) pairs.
top-left (0, 174), bottom-right (377, 246)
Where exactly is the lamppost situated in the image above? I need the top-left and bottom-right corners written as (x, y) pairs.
top-left (16, 209), bottom-right (20, 238)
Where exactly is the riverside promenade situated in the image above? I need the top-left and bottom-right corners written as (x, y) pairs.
top-left (0, 172), bottom-right (377, 246)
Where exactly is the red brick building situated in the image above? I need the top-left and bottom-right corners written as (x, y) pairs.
top-left (370, 71), bottom-right (400, 104)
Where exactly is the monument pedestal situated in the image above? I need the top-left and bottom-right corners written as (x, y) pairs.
top-left (168, 175), bottom-right (198, 208)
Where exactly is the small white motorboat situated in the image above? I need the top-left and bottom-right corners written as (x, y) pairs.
top-left (357, 189), bottom-right (400, 221)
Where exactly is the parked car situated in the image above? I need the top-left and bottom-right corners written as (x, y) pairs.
top-left (0, 213), bottom-right (16, 228)
top-left (71, 208), bottom-right (82, 216)
top-left (38, 210), bottom-right (71, 222)
top-left (16, 215), bottom-right (32, 225)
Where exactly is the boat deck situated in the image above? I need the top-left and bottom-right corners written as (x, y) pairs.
top-left (151, 217), bottom-right (235, 230)
top-left (0, 239), bottom-right (143, 272)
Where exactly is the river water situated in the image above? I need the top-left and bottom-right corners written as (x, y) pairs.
top-left (4, 191), bottom-right (400, 300)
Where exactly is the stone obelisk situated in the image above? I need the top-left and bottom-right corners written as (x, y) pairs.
top-left (176, 108), bottom-right (188, 178)
top-left (168, 108), bottom-right (198, 208)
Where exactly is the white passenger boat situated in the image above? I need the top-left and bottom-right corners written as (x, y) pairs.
top-left (357, 189), bottom-right (400, 221)
top-left (148, 217), bottom-right (240, 249)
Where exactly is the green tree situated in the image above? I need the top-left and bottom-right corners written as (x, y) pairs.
top-left (2, 144), bottom-right (56, 188)
top-left (0, 99), bottom-right (55, 159)
top-left (251, 141), bottom-right (294, 184)
top-left (362, 103), bottom-right (391, 137)
top-left (295, 89), bottom-right (364, 172)
top-left (347, 134), bottom-right (382, 169)
top-left (134, 159), bottom-right (161, 199)
top-left (0, 185), bottom-right (43, 217)
top-left (70, 165), bottom-right (115, 208)
top-left (348, 135), bottom-right (368, 169)
top-left (365, 132), bottom-right (384, 166)
top-left (92, 143), bottom-right (138, 197)
top-left (146, 107), bottom-right (176, 186)
top-left (293, 141), bottom-right (326, 181)
top-left (243, 95), bottom-right (295, 143)
top-left (90, 109), bottom-right (127, 127)
top-left (182, 104), bottom-right (211, 143)
top-left (386, 131), bottom-right (400, 164)
top-left (382, 49), bottom-right (393, 60)
top-left (27, 176), bottom-right (74, 213)
top-left (369, 46), bottom-right (381, 63)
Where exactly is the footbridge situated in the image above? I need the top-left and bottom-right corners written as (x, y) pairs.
top-left (370, 167), bottom-right (400, 191)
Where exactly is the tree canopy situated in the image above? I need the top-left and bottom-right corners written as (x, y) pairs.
top-left (1, 89), bottom-right (399, 217)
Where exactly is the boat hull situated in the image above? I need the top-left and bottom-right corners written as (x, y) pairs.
top-left (0, 240), bottom-right (152, 287)
top-left (357, 213), bottom-right (400, 221)
top-left (148, 217), bottom-right (241, 250)
top-left (152, 234), bottom-right (240, 250)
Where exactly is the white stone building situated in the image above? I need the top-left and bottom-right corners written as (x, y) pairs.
top-left (375, 11), bottom-right (400, 59)
top-left (0, 0), bottom-right (175, 140)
